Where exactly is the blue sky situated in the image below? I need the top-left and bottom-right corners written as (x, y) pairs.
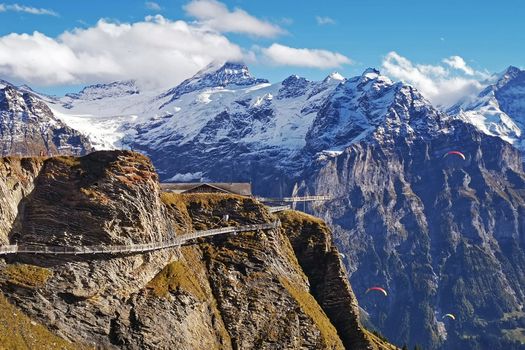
top-left (0, 0), bottom-right (523, 104)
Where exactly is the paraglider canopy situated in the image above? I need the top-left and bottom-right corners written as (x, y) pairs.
top-left (443, 313), bottom-right (456, 320)
top-left (365, 286), bottom-right (388, 297)
top-left (444, 151), bottom-right (466, 160)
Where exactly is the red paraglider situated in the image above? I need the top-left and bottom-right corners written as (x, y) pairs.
top-left (444, 151), bottom-right (466, 160)
top-left (365, 286), bottom-right (388, 297)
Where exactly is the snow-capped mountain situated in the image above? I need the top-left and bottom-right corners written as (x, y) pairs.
top-left (116, 62), bottom-right (448, 187)
top-left (160, 61), bottom-right (270, 105)
top-left (63, 80), bottom-right (140, 103)
top-left (0, 61), bottom-right (450, 186)
top-left (0, 82), bottom-right (92, 156)
top-left (2, 62), bottom-right (525, 349)
top-left (46, 80), bottom-right (162, 150)
top-left (305, 68), bottom-right (445, 154)
top-left (125, 62), bottom-right (348, 183)
top-left (449, 66), bottom-right (525, 151)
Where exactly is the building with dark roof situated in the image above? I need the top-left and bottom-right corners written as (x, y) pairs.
top-left (160, 183), bottom-right (252, 196)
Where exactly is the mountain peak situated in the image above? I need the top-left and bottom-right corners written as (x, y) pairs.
top-left (162, 62), bottom-right (269, 102)
top-left (495, 65), bottom-right (523, 88)
top-left (329, 72), bottom-right (345, 80)
top-left (362, 68), bottom-right (381, 78)
top-left (282, 74), bottom-right (307, 85)
top-left (323, 72), bottom-right (345, 84)
top-left (502, 65), bottom-right (522, 76)
top-left (192, 61), bottom-right (267, 87)
top-left (195, 61), bottom-right (249, 77)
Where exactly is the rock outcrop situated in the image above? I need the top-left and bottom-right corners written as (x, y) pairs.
top-left (0, 151), bottom-right (397, 349)
top-left (278, 210), bottom-right (396, 350)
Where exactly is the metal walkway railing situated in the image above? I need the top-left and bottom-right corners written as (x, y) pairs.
top-left (266, 205), bottom-right (290, 213)
top-left (0, 221), bottom-right (279, 256)
top-left (256, 195), bottom-right (331, 203)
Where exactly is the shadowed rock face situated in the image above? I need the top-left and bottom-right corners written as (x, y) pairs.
top-left (307, 124), bottom-right (525, 349)
top-left (0, 156), bottom-right (45, 245)
top-left (278, 210), bottom-right (380, 349)
top-left (0, 151), bottom-right (397, 350)
top-left (0, 85), bottom-right (92, 157)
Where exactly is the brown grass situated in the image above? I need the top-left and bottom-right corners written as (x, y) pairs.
top-left (53, 156), bottom-right (81, 168)
top-left (363, 329), bottom-right (400, 350)
top-left (279, 276), bottom-right (343, 349)
top-left (278, 210), bottom-right (325, 225)
top-left (147, 261), bottom-right (206, 301)
top-left (1, 264), bottom-right (52, 289)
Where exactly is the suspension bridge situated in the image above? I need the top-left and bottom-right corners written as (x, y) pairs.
top-left (0, 221), bottom-right (279, 256)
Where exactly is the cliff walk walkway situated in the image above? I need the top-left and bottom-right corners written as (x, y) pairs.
top-left (266, 205), bottom-right (290, 213)
top-left (257, 195), bottom-right (331, 203)
top-left (0, 221), bottom-right (279, 256)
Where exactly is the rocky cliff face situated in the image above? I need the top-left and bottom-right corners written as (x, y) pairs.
top-left (0, 151), bottom-right (395, 349)
top-left (0, 156), bottom-right (44, 245)
top-left (277, 210), bottom-right (396, 350)
top-left (0, 83), bottom-right (92, 157)
top-left (306, 123), bottom-right (525, 349)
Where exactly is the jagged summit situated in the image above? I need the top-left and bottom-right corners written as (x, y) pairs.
top-left (355, 68), bottom-right (381, 82)
top-left (280, 74), bottom-right (310, 88)
top-left (18, 84), bottom-right (35, 92)
top-left (499, 65), bottom-right (522, 79)
top-left (305, 67), bottom-right (444, 154)
top-left (449, 65), bottom-right (525, 150)
top-left (162, 61), bottom-right (269, 103)
top-left (193, 61), bottom-right (253, 81)
top-left (362, 67), bottom-right (381, 76)
top-left (324, 71), bottom-right (345, 83)
top-left (486, 65), bottom-right (523, 91)
top-left (357, 68), bottom-right (392, 85)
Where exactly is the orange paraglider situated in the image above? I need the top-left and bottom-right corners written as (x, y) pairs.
top-left (365, 286), bottom-right (388, 297)
top-left (444, 151), bottom-right (466, 160)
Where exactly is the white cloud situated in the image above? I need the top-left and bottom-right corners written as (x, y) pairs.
top-left (0, 3), bottom-right (58, 16)
top-left (381, 51), bottom-right (487, 106)
top-left (145, 1), bottom-right (161, 11)
top-left (316, 16), bottom-right (335, 25)
top-left (442, 55), bottom-right (474, 76)
top-left (0, 15), bottom-right (244, 88)
top-left (184, 0), bottom-right (283, 38)
top-left (166, 171), bottom-right (206, 182)
top-left (261, 43), bottom-right (351, 69)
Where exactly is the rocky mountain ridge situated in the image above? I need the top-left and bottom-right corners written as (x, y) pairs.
top-left (0, 82), bottom-right (92, 157)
